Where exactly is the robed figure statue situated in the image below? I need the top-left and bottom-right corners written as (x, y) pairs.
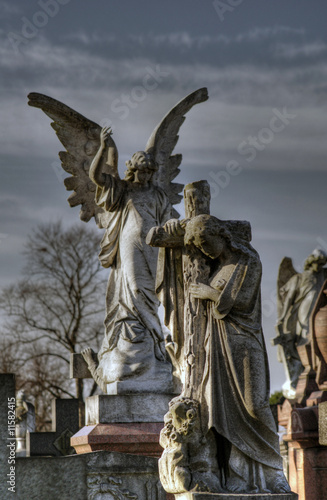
top-left (148, 189), bottom-right (291, 495)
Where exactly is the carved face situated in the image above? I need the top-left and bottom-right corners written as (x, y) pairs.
top-left (195, 233), bottom-right (225, 260)
top-left (169, 400), bottom-right (198, 432)
top-left (185, 215), bottom-right (227, 260)
top-left (125, 151), bottom-right (157, 185)
top-left (133, 167), bottom-right (153, 185)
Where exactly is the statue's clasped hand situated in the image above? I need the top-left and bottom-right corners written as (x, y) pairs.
top-left (100, 126), bottom-right (113, 148)
top-left (164, 219), bottom-right (186, 237)
top-left (190, 283), bottom-right (220, 302)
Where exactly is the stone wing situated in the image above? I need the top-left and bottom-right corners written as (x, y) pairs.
top-left (144, 88), bottom-right (208, 218)
top-left (28, 93), bottom-right (119, 228)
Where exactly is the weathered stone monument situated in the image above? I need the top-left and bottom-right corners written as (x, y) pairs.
top-left (147, 183), bottom-right (295, 497)
top-left (23, 88), bottom-right (208, 500)
top-left (6, 87), bottom-right (299, 499)
top-left (28, 87), bottom-right (208, 396)
top-left (273, 250), bottom-right (327, 400)
top-left (272, 251), bottom-right (327, 500)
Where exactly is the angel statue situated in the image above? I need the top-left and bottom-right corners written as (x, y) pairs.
top-left (28, 88), bottom-right (208, 394)
top-left (272, 249), bottom-right (327, 399)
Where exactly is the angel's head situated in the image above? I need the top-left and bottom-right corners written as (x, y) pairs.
top-left (304, 249), bottom-right (327, 272)
top-left (124, 151), bottom-right (158, 185)
top-left (184, 215), bottom-right (232, 260)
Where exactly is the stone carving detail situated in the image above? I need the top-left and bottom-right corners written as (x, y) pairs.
top-left (273, 250), bottom-right (327, 399)
top-left (159, 396), bottom-right (222, 494)
top-left (53, 428), bottom-right (75, 456)
top-left (28, 89), bottom-right (208, 394)
top-left (87, 475), bottom-right (138, 500)
top-left (148, 184), bottom-right (291, 495)
top-left (145, 480), bottom-right (167, 500)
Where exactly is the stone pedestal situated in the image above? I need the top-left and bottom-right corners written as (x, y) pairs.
top-left (71, 393), bottom-right (172, 458)
top-left (281, 403), bottom-right (327, 500)
top-left (16, 450), bottom-right (167, 500)
top-left (319, 400), bottom-right (327, 445)
top-left (72, 422), bottom-right (164, 456)
top-left (175, 494), bottom-right (298, 499)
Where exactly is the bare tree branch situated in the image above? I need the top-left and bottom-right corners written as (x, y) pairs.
top-left (0, 220), bottom-right (106, 429)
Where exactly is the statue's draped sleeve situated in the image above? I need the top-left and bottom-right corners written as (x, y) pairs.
top-left (95, 175), bottom-right (126, 269)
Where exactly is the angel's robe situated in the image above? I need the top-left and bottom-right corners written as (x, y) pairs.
top-left (278, 267), bottom-right (327, 342)
top-left (94, 176), bottom-right (173, 388)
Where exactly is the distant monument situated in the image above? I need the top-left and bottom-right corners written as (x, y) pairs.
top-left (15, 390), bottom-right (35, 457)
top-left (147, 182), bottom-right (292, 496)
top-left (28, 88), bottom-right (208, 395)
top-left (273, 249), bottom-right (327, 399)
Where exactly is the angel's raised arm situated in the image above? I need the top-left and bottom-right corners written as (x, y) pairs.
top-left (89, 127), bottom-right (117, 188)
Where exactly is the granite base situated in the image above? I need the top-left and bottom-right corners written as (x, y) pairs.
top-left (71, 422), bottom-right (163, 457)
top-left (85, 393), bottom-right (172, 424)
top-left (175, 493), bottom-right (298, 500)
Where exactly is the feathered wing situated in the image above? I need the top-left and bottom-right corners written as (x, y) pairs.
top-left (145, 88), bottom-right (208, 218)
top-left (27, 93), bottom-right (119, 228)
top-left (276, 257), bottom-right (298, 318)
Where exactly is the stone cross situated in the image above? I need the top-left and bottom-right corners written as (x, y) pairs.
top-left (147, 180), bottom-right (211, 399)
top-left (27, 398), bottom-right (79, 456)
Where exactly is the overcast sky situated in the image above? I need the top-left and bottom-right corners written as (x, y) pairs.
top-left (1, 0), bottom-right (327, 393)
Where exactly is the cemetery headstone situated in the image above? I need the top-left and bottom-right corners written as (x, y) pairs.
top-left (27, 398), bottom-right (79, 456)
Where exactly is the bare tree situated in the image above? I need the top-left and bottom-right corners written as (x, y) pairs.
top-left (0, 221), bottom-right (106, 429)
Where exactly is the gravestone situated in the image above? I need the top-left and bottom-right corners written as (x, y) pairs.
top-left (27, 398), bottom-right (79, 456)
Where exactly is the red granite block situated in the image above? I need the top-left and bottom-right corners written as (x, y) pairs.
top-left (71, 422), bottom-right (164, 457)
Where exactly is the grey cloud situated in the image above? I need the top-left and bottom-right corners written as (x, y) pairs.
top-left (0, 1), bottom-right (23, 19)
top-left (274, 41), bottom-right (327, 59)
